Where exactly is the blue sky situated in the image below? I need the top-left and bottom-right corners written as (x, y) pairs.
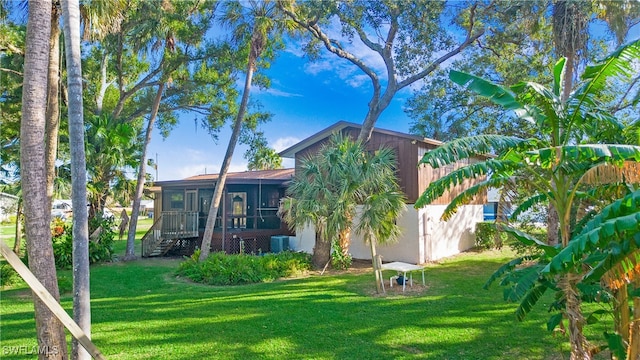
top-left (147, 43), bottom-right (414, 181)
top-left (146, 19), bottom-right (640, 182)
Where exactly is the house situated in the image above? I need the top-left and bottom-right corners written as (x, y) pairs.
top-left (0, 192), bottom-right (18, 223)
top-left (144, 169), bottom-right (295, 257)
top-left (279, 121), bottom-right (486, 264)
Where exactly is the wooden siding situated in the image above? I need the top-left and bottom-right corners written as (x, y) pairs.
top-left (294, 128), bottom-right (426, 203)
top-left (293, 126), bottom-right (486, 205)
top-left (417, 145), bottom-right (487, 205)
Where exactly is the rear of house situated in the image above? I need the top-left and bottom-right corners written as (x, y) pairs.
top-left (280, 121), bottom-right (485, 264)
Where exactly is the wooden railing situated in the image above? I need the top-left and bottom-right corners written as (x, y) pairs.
top-left (141, 211), bottom-right (199, 257)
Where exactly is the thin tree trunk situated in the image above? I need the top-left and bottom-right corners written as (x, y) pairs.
top-left (368, 235), bottom-right (384, 294)
top-left (125, 82), bottom-right (165, 260)
top-left (45, 6), bottom-right (61, 209)
top-left (312, 228), bottom-right (331, 269)
top-left (61, 0), bottom-right (91, 358)
top-left (21, 0), bottom-right (68, 358)
top-left (561, 273), bottom-right (591, 360)
top-left (13, 198), bottom-right (22, 256)
top-left (614, 286), bottom-right (630, 353)
top-left (199, 58), bottom-right (256, 261)
top-left (338, 227), bottom-right (351, 258)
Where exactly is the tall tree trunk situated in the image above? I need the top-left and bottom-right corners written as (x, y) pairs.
top-left (45, 6), bottom-right (61, 209)
top-left (61, 0), bottom-right (91, 358)
top-left (13, 198), bottom-right (22, 256)
top-left (312, 228), bottom-right (331, 269)
top-left (368, 235), bottom-right (384, 294)
top-left (561, 273), bottom-right (591, 360)
top-left (338, 227), bottom-right (351, 258)
top-left (613, 286), bottom-right (630, 351)
top-left (199, 45), bottom-right (258, 261)
top-left (20, 1), bottom-right (68, 358)
top-left (125, 82), bottom-right (165, 260)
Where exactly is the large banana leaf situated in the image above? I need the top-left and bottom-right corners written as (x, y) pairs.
top-left (499, 144), bottom-right (640, 170)
top-left (543, 190), bottom-right (640, 275)
top-left (436, 174), bottom-right (514, 221)
top-left (417, 134), bottom-right (536, 168)
top-left (509, 192), bottom-right (552, 222)
top-left (414, 158), bottom-right (520, 208)
top-left (484, 254), bottom-right (540, 290)
top-left (498, 224), bottom-right (559, 257)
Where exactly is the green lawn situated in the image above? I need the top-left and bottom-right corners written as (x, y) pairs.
top-left (0, 248), bottom-right (612, 359)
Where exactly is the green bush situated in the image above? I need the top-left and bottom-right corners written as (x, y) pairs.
top-left (330, 240), bottom-right (352, 270)
top-left (177, 251), bottom-right (312, 286)
top-left (475, 222), bottom-right (509, 250)
top-left (52, 215), bottom-right (115, 269)
top-left (0, 262), bottom-right (21, 287)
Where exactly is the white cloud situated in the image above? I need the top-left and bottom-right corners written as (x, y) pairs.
top-left (271, 136), bottom-right (301, 152)
top-left (262, 88), bottom-right (303, 98)
top-left (174, 161), bottom-right (248, 180)
top-left (346, 74), bottom-right (369, 88)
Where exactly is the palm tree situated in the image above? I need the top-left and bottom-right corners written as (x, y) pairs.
top-left (248, 147), bottom-right (282, 170)
top-left (61, 0), bottom-right (91, 357)
top-left (125, 0), bottom-right (216, 260)
top-left (20, 0), bottom-right (68, 357)
top-left (279, 134), bottom-right (405, 292)
top-left (200, 0), bottom-right (295, 261)
top-left (417, 40), bottom-right (640, 359)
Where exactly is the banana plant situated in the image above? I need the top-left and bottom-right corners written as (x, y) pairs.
top-left (416, 39), bottom-right (640, 359)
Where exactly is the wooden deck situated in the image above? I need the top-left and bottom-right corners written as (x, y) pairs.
top-left (142, 211), bottom-right (293, 257)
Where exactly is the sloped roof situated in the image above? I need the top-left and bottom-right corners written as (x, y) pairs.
top-left (155, 168), bottom-right (294, 188)
top-left (279, 121), bottom-right (442, 158)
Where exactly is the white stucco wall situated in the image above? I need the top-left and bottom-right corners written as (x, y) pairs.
top-left (290, 204), bottom-right (483, 264)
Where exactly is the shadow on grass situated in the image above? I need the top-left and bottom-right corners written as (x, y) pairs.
top-left (1, 251), bottom-right (578, 360)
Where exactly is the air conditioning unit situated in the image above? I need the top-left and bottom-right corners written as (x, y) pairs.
top-left (270, 235), bottom-right (290, 253)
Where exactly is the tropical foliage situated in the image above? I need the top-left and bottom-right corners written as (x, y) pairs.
top-left (416, 40), bottom-right (640, 359)
top-left (279, 133), bottom-right (405, 292)
top-left (177, 250), bottom-right (312, 286)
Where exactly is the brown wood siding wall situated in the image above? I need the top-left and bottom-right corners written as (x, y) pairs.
top-left (293, 128), bottom-right (422, 203)
top-left (291, 127), bottom-right (487, 206)
top-left (417, 145), bottom-right (487, 205)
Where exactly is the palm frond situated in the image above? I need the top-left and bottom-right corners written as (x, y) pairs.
top-left (581, 161), bottom-right (640, 185)
top-left (516, 284), bottom-right (548, 322)
top-left (449, 70), bottom-right (521, 110)
top-left (418, 135), bottom-right (535, 168)
top-left (439, 173), bottom-right (514, 220)
top-left (599, 249), bottom-right (640, 290)
top-left (484, 254), bottom-right (540, 290)
top-left (510, 193), bottom-right (550, 221)
top-left (415, 158), bottom-right (520, 208)
top-left (543, 190), bottom-right (640, 274)
top-left (498, 224), bottom-right (559, 257)
top-left (503, 264), bottom-right (545, 302)
top-left (523, 144), bottom-right (640, 170)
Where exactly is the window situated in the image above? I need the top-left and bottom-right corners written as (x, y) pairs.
top-left (163, 190), bottom-right (184, 210)
top-left (228, 192), bottom-right (247, 229)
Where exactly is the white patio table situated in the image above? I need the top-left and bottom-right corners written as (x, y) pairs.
top-left (380, 261), bottom-right (425, 292)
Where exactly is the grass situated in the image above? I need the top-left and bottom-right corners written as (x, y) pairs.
top-left (0, 247), bottom-right (614, 359)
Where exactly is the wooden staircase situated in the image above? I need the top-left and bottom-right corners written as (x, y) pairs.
top-left (142, 211), bottom-right (199, 257)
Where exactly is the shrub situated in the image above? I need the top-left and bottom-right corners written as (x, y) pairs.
top-left (52, 214), bottom-right (115, 269)
top-left (475, 222), bottom-right (509, 250)
top-left (331, 240), bottom-right (352, 270)
top-left (0, 262), bottom-right (21, 287)
top-left (177, 251), bottom-right (312, 286)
